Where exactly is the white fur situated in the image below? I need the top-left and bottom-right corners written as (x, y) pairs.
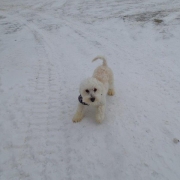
top-left (73, 56), bottom-right (115, 123)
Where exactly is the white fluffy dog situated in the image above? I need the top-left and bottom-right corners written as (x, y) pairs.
top-left (72, 56), bottom-right (115, 123)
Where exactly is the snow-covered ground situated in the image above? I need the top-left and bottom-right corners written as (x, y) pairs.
top-left (0, 0), bottom-right (180, 179)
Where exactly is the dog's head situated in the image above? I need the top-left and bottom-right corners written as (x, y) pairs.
top-left (79, 78), bottom-right (104, 106)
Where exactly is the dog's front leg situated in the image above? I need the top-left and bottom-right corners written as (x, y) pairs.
top-left (72, 103), bottom-right (85, 123)
top-left (96, 105), bottom-right (105, 123)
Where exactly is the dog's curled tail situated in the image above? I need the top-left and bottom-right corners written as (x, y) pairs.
top-left (92, 56), bottom-right (107, 66)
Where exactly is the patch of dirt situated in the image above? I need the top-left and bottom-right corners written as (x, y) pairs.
top-left (0, 22), bottom-right (23, 34)
top-left (154, 19), bottom-right (163, 24)
top-left (0, 15), bottom-right (6, 20)
top-left (123, 11), bottom-right (166, 23)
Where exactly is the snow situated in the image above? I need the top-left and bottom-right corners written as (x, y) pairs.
top-left (0, 0), bottom-right (180, 179)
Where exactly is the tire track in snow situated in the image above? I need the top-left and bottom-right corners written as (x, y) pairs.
top-left (9, 8), bottom-right (82, 179)
top-left (24, 28), bottom-right (62, 179)
top-left (1, 12), bottom-right (66, 179)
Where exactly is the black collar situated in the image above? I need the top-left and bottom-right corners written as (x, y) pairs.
top-left (78, 95), bottom-right (89, 106)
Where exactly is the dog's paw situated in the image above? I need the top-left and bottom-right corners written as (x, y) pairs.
top-left (72, 114), bottom-right (83, 123)
top-left (108, 89), bottom-right (115, 96)
top-left (72, 117), bottom-right (82, 123)
top-left (96, 115), bottom-right (103, 124)
top-left (96, 118), bottom-right (103, 124)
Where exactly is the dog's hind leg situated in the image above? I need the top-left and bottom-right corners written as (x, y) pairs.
top-left (72, 103), bottom-right (85, 123)
top-left (108, 73), bottom-right (115, 96)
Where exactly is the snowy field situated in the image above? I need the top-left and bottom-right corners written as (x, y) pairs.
top-left (0, 0), bottom-right (180, 179)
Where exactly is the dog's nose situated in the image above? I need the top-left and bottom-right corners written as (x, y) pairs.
top-left (90, 97), bottom-right (95, 102)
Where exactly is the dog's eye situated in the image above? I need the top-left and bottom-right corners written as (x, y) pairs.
top-left (86, 89), bottom-right (89, 93)
top-left (94, 88), bottom-right (97, 92)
